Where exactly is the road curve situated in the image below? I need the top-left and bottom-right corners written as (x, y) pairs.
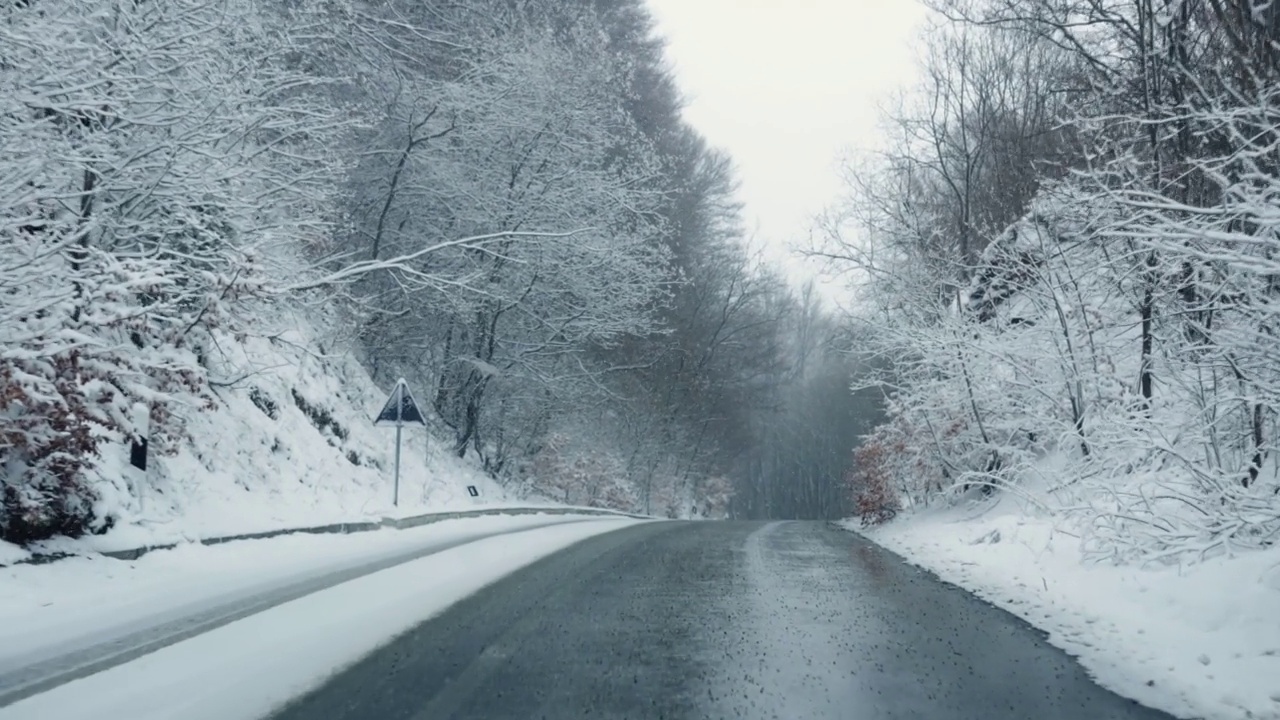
top-left (271, 520), bottom-right (1178, 720)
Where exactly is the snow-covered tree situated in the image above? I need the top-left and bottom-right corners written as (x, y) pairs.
top-left (0, 0), bottom-right (347, 542)
top-left (824, 0), bottom-right (1280, 561)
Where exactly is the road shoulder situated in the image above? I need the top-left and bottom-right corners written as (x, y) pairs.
top-left (845, 510), bottom-right (1280, 720)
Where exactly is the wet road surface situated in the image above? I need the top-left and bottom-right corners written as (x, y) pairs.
top-left (270, 521), bottom-right (1178, 720)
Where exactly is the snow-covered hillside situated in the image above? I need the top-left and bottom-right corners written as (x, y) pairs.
top-left (2, 309), bottom-right (515, 562)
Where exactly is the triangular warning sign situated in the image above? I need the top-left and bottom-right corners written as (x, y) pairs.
top-left (374, 379), bottom-right (426, 427)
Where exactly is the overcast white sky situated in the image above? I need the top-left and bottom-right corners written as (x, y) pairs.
top-left (644, 0), bottom-right (928, 283)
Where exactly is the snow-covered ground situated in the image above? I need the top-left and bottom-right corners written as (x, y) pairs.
top-left (0, 518), bottom-right (638, 720)
top-left (847, 500), bottom-right (1280, 720)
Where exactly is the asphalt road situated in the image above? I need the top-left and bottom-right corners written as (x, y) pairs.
top-left (271, 521), bottom-right (1178, 720)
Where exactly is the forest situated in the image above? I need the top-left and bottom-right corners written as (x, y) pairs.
top-left (827, 0), bottom-right (1280, 561)
top-left (0, 0), bottom-right (881, 544)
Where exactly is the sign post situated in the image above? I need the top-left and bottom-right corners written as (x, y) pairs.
top-left (374, 378), bottom-right (426, 507)
top-left (394, 425), bottom-right (402, 507)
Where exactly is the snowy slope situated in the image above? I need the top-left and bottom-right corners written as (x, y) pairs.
top-left (8, 308), bottom-right (519, 559)
top-left (849, 497), bottom-right (1280, 720)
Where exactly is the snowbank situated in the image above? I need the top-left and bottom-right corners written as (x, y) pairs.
top-left (847, 500), bottom-right (1280, 720)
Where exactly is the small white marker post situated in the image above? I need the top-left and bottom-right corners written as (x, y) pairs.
top-left (374, 379), bottom-right (426, 508)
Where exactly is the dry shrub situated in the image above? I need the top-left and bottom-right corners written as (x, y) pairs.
top-left (846, 429), bottom-right (902, 527)
top-left (0, 352), bottom-right (106, 544)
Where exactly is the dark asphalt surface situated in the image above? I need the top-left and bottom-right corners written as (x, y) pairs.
top-left (270, 521), bottom-right (1178, 720)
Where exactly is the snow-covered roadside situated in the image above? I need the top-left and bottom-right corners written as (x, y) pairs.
top-left (0, 513), bottom-right (626, 688)
top-left (844, 505), bottom-right (1280, 720)
top-left (0, 519), bottom-right (637, 720)
top-left (0, 318), bottom-right (526, 563)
